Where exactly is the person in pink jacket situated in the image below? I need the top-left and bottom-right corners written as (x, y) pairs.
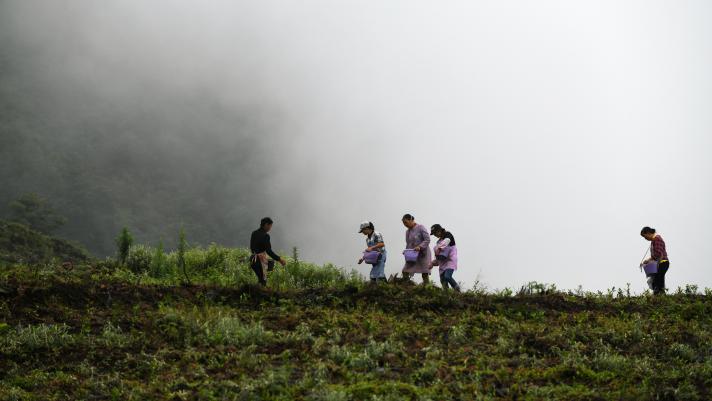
top-left (430, 224), bottom-right (460, 292)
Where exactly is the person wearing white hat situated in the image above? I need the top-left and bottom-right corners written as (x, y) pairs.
top-left (357, 221), bottom-right (387, 283)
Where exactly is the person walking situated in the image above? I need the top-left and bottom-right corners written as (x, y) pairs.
top-left (430, 224), bottom-right (460, 292)
top-left (249, 217), bottom-right (286, 286)
top-left (640, 226), bottom-right (670, 295)
top-left (401, 214), bottom-right (432, 284)
top-left (357, 221), bottom-right (387, 283)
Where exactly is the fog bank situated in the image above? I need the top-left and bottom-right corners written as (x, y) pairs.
top-left (1, 1), bottom-right (710, 291)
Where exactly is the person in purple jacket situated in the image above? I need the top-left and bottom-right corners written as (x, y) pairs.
top-left (401, 214), bottom-right (432, 284)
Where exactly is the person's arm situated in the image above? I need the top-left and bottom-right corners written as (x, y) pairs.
top-left (434, 238), bottom-right (451, 256)
top-left (414, 226), bottom-right (430, 251)
top-left (367, 233), bottom-right (385, 251)
top-left (651, 239), bottom-right (658, 261)
top-left (438, 238), bottom-right (451, 248)
top-left (249, 231), bottom-right (257, 254)
top-left (652, 238), bottom-right (664, 261)
top-left (264, 234), bottom-right (282, 262)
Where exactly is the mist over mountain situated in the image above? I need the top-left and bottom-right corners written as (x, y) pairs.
top-left (1, 1), bottom-right (711, 291)
top-left (0, 2), bottom-right (287, 255)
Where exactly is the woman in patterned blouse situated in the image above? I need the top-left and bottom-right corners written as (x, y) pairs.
top-left (640, 226), bottom-right (670, 295)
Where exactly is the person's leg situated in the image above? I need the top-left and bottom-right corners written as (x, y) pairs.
top-left (375, 256), bottom-right (386, 281)
top-left (402, 272), bottom-right (412, 280)
top-left (251, 261), bottom-right (267, 286)
top-left (421, 273), bottom-right (430, 284)
top-left (655, 262), bottom-right (670, 295)
top-left (652, 273), bottom-right (661, 294)
top-left (370, 264), bottom-right (378, 281)
top-left (440, 271), bottom-right (449, 289)
top-left (652, 264), bottom-right (664, 294)
top-left (441, 269), bottom-right (456, 291)
top-left (444, 270), bottom-right (460, 292)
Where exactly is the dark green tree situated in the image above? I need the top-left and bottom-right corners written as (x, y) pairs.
top-left (115, 227), bottom-right (133, 266)
top-left (150, 241), bottom-right (167, 278)
top-left (9, 193), bottom-right (67, 234)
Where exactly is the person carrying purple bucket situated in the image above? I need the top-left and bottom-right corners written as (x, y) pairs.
top-left (401, 214), bottom-right (432, 284)
top-left (640, 226), bottom-right (670, 295)
top-left (430, 224), bottom-right (460, 292)
top-left (357, 221), bottom-right (387, 283)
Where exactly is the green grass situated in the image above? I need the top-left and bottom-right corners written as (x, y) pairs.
top-left (1, 248), bottom-right (711, 400)
top-left (110, 243), bottom-right (361, 290)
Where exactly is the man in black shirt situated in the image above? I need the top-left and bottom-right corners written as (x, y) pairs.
top-left (250, 217), bottom-right (286, 286)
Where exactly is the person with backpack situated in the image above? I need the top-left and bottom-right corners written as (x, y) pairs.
top-left (249, 217), bottom-right (286, 286)
top-left (430, 224), bottom-right (460, 292)
top-left (640, 226), bottom-right (670, 295)
top-left (401, 214), bottom-right (432, 284)
top-left (357, 221), bottom-right (387, 283)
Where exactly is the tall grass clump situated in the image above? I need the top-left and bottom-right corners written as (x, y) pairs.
top-left (1, 323), bottom-right (75, 352)
top-left (126, 244), bottom-right (152, 274)
top-left (204, 317), bottom-right (274, 347)
top-left (150, 241), bottom-right (170, 279)
top-left (177, 227), bottom-right (190, 284)
top-left (156, 306), bottom-right (275, 347)
top-left (115, 227), bottom-right (133, 266)
top-left (292, 246), bottom-right (300, 265)
top-left (269, 258), bottom-right (362, 291)
top-left (96, 321), bottom-right (133, 349)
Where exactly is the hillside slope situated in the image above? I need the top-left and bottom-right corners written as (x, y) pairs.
top-left (0, 220), bottom-right (91, 265)
top-left (1, 262), bottom-right (711, 401)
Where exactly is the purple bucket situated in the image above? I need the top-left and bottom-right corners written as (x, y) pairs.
top-left (363, 251), bottom-right (381, 264)
top-left (403, 249), bottom-right (419, 263)
top-left (643, 261), bottom-right (658, 275)
top-left (438, 246), bottom-right (451, 259)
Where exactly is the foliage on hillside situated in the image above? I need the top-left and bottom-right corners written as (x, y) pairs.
top-left (7, 193), bottom-right (67, 235)
top-left (1, 253), bottom-right (711, 401)
top-left (106, 242), bottom-right (361, 290)
top-left (0, 220), bottom-right (90, 265)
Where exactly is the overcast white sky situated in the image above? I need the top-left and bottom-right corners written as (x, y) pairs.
top-left (6, 1), bottom-right (711, 292)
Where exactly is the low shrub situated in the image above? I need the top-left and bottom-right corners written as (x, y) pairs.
top-left (1, 323), bottom-right (75, 352)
